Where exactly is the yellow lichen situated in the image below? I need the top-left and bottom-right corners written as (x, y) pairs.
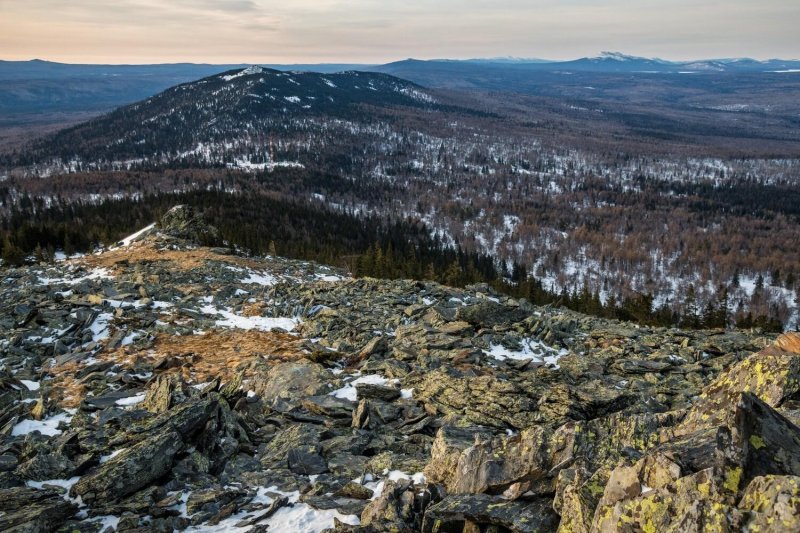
top-left (723, 467), bottom-right (742, 493)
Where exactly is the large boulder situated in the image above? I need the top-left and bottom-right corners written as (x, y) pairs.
top-left (739, 475), bottom-right (800, 530)
top-left (0, 487), bottom-right (78, 532)
top-left (158, 205), bottom-right (221, 245)
top-left (72, 429), bottom-right (183, 504)
top-left (586, 391), bottom-right (800, 532)
top-left (253, 360), bottom-right (333, 407)
top-left (415, 369), bottom-right (539, 429)
top-left (427, 425), bottom-right (555, 497)
top-left (671, 332), bottom-right (800, 438)
top-left (421, 493), bottom-right (559, 533)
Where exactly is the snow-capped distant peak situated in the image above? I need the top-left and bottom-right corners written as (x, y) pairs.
top-left (596, 51), bottom-right (638, 62)
top-left (221, 65), bottom-right (264, 82)
top-left (591, 52), bottom-right (669, 64)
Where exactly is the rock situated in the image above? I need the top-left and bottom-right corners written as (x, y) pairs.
top-left (254, 361), bottom-right (333, 407)
top-left (158, 205), bottom-right (221, 244)
top-left (334, 481), bottom-right (375, 500)
top-left (739, 475), bottom-right (800, 530)
top-left (186, 487), bottom-right (248, 516)
top-left (415, 370), bottom-right (539, 429)
top-left (361, 479), bottom-right (438, 531)
top-left (421, 493), bottom-right (559, 533)
top-left (141, 374), bottom-right (189, 413)
top-left (672, 332), bottom-right (800, 437)
top-left (441, 425), bottom-right (555, 496)
top-left (0, 487), bottom-right (78, 532)
top-left (355, 383), bottom-right (401, 402)
top-left (455, 301), bottom-right (529, 328)
top-left (733, 392), bottom-right (800, 486)
top-left (425, 426), bottom-right (493, 489)
top-left (15, 452), bottom-right (75, 481)
top-left (260, 423), bottom-right (326, 475)
top-left (72, 429), bottom-right (183, 504)
top-left (288, 447), bottom-right (328, 475)
top-left (302, 395), bottom-right (355, 419)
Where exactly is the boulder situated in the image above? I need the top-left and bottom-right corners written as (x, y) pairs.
top-left (672, 332), bottom-right (800, 438)
top-left (421, 493), bottom-right (559, 533)
top-left (253, 360), bottom-right (333, 406)
top-left (71, 429), bottom-right (183, 504)
top-left (0, 487), bottom-right (78, 532)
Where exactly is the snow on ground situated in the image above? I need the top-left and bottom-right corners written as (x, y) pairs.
top-left (20, 379), bottom-right (40, 391)
top-left (115, 393), bottom-right (146, 407)
top-left (329, 374), bottom-right (399, 402)
top-left (361, 471), bottom-right (426, 501)
top-left (221, 66), bottom-right (264, 81)
top-left (315, 273), bottom-right (345, 282)
top-left (241, 270), bottom-right (278, 286)
top-left (227, 158), bottom-right (305, 172)
top-left (87, 516), bottom-right (121, 531)
top-left (182, 486), bottom-right (359, 533)
top-left (114, 223), bottom-right (156, 248)
top-left (26, 476), bottom-right (81, 492)
top-left (89, 312), bottom-right (114, 342)
top-left (37, 267), bottom-right (113, 286)
top-left (12, 412), bottom-right (74, 437)
top-left (99, 449), bottom-right (126, 464)
top-left (484, 338), bottom-right (568, 368)
top-left (199, 305), bottom-right (299, 332)
top-left (53, 251), bottom-right (85, 261)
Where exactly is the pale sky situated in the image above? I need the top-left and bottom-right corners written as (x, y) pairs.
top-left (0, 0), bottom-right (797, 64)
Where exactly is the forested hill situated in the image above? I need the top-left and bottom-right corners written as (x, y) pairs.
top-left (6, 66), bottom-right (437, 168)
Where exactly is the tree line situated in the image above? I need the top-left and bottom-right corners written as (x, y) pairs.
top-left (2, 188), bottom-right (785, 332)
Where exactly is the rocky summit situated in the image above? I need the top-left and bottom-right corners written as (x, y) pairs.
top-left (1, 206), bottom-right (799, 532)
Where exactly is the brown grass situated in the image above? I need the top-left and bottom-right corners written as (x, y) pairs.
top-left (77, 241), bottom-right (265, 275)
top-left (48, 329), bottom-right (310, 408)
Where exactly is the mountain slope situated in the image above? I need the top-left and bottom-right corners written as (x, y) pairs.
top-left (2, 206), bottom-right (800, 531)
top-left (13, 66), bottom-right (437, 168)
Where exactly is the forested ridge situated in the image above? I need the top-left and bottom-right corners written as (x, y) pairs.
top-left (0, 188), bottom-right (786, 332)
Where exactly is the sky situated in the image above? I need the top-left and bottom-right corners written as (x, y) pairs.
top-left (0, 0), bottom-right (797, 64)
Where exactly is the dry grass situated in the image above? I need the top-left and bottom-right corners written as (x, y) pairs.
top-left (78, 241), bottom-right (264, 275)
top-left (148, 329), bottom-right (308, 383)
top-left (48, 329), bottom-right (311, 408)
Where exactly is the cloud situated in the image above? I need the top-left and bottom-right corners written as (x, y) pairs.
top-left (0, 0), bottom-right (797, 63)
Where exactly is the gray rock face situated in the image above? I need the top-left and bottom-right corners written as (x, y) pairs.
top-left (0, 487), bottom-right (79, 532)
top-left (254, 360), bottom-right (333, 407)
top-left (72, 429), bottom-right (183, 504)
top-left (158, 205), bottom-right (221, 244)
top-left (1, 210), bottom-right (795, 532)
top-left (421, 493), bottom-right (559, 533)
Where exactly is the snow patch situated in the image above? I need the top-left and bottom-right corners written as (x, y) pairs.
top-left (199, 305), bottom-right (299, 332)
top-left (221, 66), bottom-right (264, 81)
top-left (329, 374), bottom-right (398, 402)
top-left (12, 412), bottom-right (73, 437)
top-left (484, 338), bottom-right (568, 368)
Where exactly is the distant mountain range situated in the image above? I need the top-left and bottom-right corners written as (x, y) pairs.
top-left (2, 53), bottom-right (799, 126)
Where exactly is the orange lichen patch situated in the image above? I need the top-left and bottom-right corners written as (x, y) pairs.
top-left (77, 241), bottom-right (264, 274)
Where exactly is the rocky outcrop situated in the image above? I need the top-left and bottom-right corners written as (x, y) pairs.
top-left (158, 204), bottom-right (221, 244)
top-left (1, 212), bottom-right (796, 532)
